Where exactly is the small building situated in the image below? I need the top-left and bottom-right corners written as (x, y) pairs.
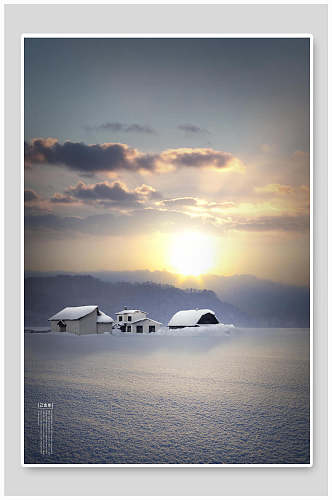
top-left (116, 308), bottom-right (147, 324)
top-left (127, 317), bottom-right (162, 334)
top-left (115, 307), bottom-right (162, 333)
top-left (168, 309), bottom-right (219, 329)
top-left (97, 310), bottom-right (114, 333)
top-left (49, 305), bottom-right (113, 335)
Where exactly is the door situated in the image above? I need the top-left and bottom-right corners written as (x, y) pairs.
top-left (57, 320), bottom-right (66, 332)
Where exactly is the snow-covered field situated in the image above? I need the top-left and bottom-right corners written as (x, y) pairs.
top-left (24, 328), bottom-right (310, 465)
top-left (25, 324), bottom-right (235, 336)
top-left (113, 324), bottom-right (235, 336)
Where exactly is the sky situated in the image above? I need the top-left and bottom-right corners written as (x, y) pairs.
top-left (24, 37), bottom-right (310, 286)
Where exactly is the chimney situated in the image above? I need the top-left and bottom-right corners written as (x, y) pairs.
top-left (124, 306), bottom-right (127, 310)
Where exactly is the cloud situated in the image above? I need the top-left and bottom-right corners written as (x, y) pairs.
top-left (25, 209), bottom-right (198, 238)
top-left (50, 193), bottom-right (77, 204)
top-left (89, 122), bottom-right (156, 134)
top-left (178, 123), bottom-right (210, 134)
top-left (25, 138), bottom-right (244, 174)
top-left (50, 180), bottom-right (162, 208)
top-left (25, 138), bottom-right (134, 173)
top-left (66, 180), bottom-right (137, 202)
top-left (158, 197), bottom-right (234, 209)
top-left (255, 183), bottom-right (295, 195)
top-left (226, 214), bottom-right (309, 233)
top-left (160, 197), bottom-right (199, 208)
top-left (125, 124), bottom-right (156, 134)
top-left (134, 184), bottom-right (162, 200)
top-left (160, 148), bottom-right (243, 171)
top-left (25, 207), bottom-right (309, 240)
top-left (24, 189), bottom-right (40, 203)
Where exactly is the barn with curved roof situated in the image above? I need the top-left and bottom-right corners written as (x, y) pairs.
top-left (168, 309), bottom-right (219, 329)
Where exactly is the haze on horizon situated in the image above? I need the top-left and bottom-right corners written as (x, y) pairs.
top-left (24, 37), bottom-right (310, 286)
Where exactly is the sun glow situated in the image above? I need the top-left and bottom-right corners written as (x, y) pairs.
top-left (168, 231), bottom-right (217, 276)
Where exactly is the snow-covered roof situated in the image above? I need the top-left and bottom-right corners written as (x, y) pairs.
top-left (49, 305), bottom-right (99, 321)
top-left (168, 309), bottom-right (218, 327)
top-left (131, 317), bottom-right (162, 325)
top-left (97, 311), bottom-right (114, 323)
top-left (116, 309), bottom-right (147, 315)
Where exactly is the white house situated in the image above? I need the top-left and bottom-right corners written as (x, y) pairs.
top-left (49, 305), bottom-right (113, 335)
top-left (168, 309), bottom-right (219, 329)
top-left (127, 317), bottom-right (162, 334)
top-left (116, 308), bottom-right (147, 324)
top-left (115, 307), bottom-right (162, 333)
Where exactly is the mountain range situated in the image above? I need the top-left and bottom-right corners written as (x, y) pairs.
top-left (25, 272), bottom-right (310, 327)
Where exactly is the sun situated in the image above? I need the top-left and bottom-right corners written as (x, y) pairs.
top-left (168, 231), bottom-right (216, 276)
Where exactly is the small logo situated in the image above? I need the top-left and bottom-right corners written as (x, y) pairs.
top-left (38, 402), bottom-right (53, 409)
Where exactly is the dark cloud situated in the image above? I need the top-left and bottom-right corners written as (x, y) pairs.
top-left (162, 148), bottom-right (236, 170)
top-left (25, 208), bottom-right (309, 240)
top-left (89, 122), bottom-right (156, 134)
top-left (50, 193), bottom-right (77, 204)
top-left (65, 180), bottom-right (140, 207)
top-left (50, 181), bottom-right (162, 208)
top-left (159, 197), bottom-right (235, 211)
top-left (178, 123), bottom-right (210, 134)
top-left (25, 138), bottom-right (130, 173)
top-left (125, 124), bottom-right (156, 134)
top-left (97, 122), bottom-right (123, 132)
top-left (24, 189), bottom-right (40, 202)
top-left (25, 138), bottom-right (241, 174)
top-left (24, 209), bottom-right (197, 238)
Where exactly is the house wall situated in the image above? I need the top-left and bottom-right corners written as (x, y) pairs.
top-left (97, 323), bottom-right (113, 334)
top-left (50, 320), bottom-right (61, 332)
top-left (117, 311), bottom-right (146, 323)
top-left (50, 310), bottom-right (97, 334)
top-left (50, 319), bottom-right (81, 334)
top-left (129, 319), bottom-right (161, 334)
top-left (76, 310), bottom-right (98, 334)
top-left (64, 319), bottom-right (81, 334)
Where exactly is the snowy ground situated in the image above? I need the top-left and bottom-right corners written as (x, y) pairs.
top-left (113, 324), bottom-right (236, 336)
top-left (24, 326), bottom-right (52, 333)
top-left (24, 328), bottom-right (310, 465)
top-left (25, 324), bottom-right (235, 336)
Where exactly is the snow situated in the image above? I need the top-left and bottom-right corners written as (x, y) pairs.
top-left (48, 305), bottom-right (99, 321)
top-left (110, 324), bottom-right (234, 336)
top-left (116, 309), bottom-right (147, 315)
top-left (168, 309), bottom-right (219, 327)
top-left (131, 317), bottom-right (162, 325)
top-left (24, 328), bottom-right (310, 465)
top-left (97, 311), bottom-right (114, 324)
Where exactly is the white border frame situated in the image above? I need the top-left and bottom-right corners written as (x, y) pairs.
top-left (21, 33), bottom-right (313, 468)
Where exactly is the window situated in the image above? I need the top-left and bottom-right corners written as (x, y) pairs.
top-left (136, 325), bottom-right (143, 333)
top-left (128, 316), bottom-right (132, 322)
top-left (127, 325), bottom-right (131, 332)
top-left (118, 315), bottom-right (122, 322)
top-left (149, 325), bottom-right (155, 333)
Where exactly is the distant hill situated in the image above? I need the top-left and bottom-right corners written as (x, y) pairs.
top-left (25, 271), bottom-right (310, 327)
top-left (203, 274), bottom-right (310, 328)
top-left (24, 275), bottom-right (250, 327)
